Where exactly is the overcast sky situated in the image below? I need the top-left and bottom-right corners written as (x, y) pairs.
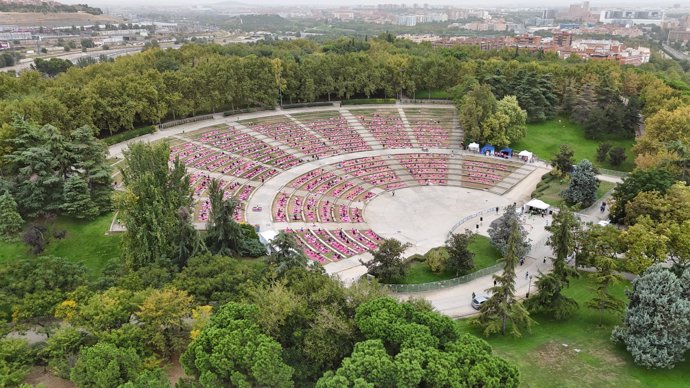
top-left (72, 0), bottom-right (684, 8)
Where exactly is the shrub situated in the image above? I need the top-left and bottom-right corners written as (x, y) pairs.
top-left (596, 142), bottom-right (612, 162)
top-left (608, 146), bottom-right (627, 167)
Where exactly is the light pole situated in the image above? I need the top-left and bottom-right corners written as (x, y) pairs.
top-left (527, 275), bottom-right (533, 298)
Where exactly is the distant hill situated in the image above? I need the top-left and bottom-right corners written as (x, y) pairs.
top-left (0, 0), bottom-right (103, 15)
top-left (0, 11), bottom-right (122, 27)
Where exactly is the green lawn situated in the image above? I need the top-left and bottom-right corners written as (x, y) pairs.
top-left (393, 235), bottom-right (501, 284)
top-left (458, 273), bottom-right (690, 387)
top-left (533, 174), bottom-right (617, 207)
top-left (0, 214), bottom-right (121, 278)
top-left (512, 119), bottom-right (636, 172)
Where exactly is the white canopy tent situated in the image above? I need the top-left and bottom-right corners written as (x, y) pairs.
top-left (518, 150), bottom-right (533, 162)
top-left (525, 199), bottom-right (550, 212)
top-left (468, 142), bottom-right (480, 152)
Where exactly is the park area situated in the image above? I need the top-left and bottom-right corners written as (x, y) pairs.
top-left (458, 273), bottom-right (690, 388)
top-left (512, 119), bottom-right (636, 172)
top-left (390, 235), bottom-right (501, 284)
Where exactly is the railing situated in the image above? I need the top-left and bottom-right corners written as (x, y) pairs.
top-left (158, 114), bottom-right (215, 129)
top-left (597, 168), bottom-right (628, 178)
top-left (446, 204), bottom-right (519, 239)
top-left (384, 262), bottom-right (504, 293)
top-left (400, 98), bottom-right (454, 105)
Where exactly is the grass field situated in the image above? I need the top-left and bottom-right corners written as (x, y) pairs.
top-left (394, 235), bottom-right (501, 284)
top-left (0, 214), bottom-right (121, 278)
top-left (511, 119), bottom-right (636, 172)
top-left (458, 273), bottom-right (690, 387)
top-left (533, 174), bottom-right (617, 207)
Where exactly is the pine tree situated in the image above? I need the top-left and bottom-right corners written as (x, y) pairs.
top-left (477, 220), bottom-right (534, 337)
top-left (205, 179), bottom-right (244, 257)
top-left (266, 231), bottom-right (308, 276)
top-left (586, 256), bottom-right (624, 326)
top-left (61, 175), bottom-right (98, 219)
top-left (487, 204), bottom-right (530, 259)
top-left (0, 191), bottom-right (24, 241)
top-left (562, 159), bottom-right (599, 208)
top-left (525, 208), bottom-right (580, 320)
top-left (612, 265), bottom-right (690, 368)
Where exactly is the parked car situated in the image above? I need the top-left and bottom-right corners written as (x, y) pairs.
top-left (471, 294), bottom-right (490, 310)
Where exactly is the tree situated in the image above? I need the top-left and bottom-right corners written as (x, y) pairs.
top-left (205, 179), bottom-right (244, 256)
top-left (41, 326), bottom-right (93, 379)
top-left (61, 175), bottom-right (99, 219)
top-left (0, 338), bottom-right (34, 387)
top-left (180, 302), bottom-right (294, 388)
top-left (608, 146), bottom-right (627, 167)
top-left (482, 95), bottom-right (528, 147)
top-left (31, 57), bottom-right (73, 77)
top-left (361, 238), bottom-right (411, 283)
top-left (445, 230), bottom-right (475, 276)
top-left (596, 142), bottom-right (612, 163)
top-left (266, 232), bottom-right (308, 276)
top-left (136, 288), bottom-right (193, 358)
top-left (612, 265), bottom-right (690, 369)
top-left (425, 247), bottom-right (449, 273)
top-left (551, 144), bottom-right (575, 176)
top-left (586, 255), bottom-right (624, 326)
top-left (609, 167), bottom-right (676, 224)
top-left (488, 204), bottom-right (530, 259)
top-left (525, 208), bottom-right (580, 320)
top-left (171, 206), bottom-right (205, 269)
top-left (477, 220), bottom-right (534, 337)
top-left (562, 159), bottom-right (599, 208)
top-left (173, 254), bottom-right (260, 305)
top-left (117, 142), bottom-right (193, 271)
top-left (117, 368), bottom-right (170, 388)
top-left (70, 343), bottom-right (142, 388)
top-left (0, 191), bottom-right (23, 241)
top-left (459, 83), bottom-right (497, 142)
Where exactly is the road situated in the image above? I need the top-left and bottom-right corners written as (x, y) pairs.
top-left (3, 44), bottom-right (179, 73)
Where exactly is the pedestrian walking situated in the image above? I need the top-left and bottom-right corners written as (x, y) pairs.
top-left (525, 271), bottom-right (529, 280)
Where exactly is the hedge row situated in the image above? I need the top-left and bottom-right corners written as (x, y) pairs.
top-left (341, 98), bottom-right (396, 105)
top-left (281, 101), bottom-right (335, 109)
top-left (101, 125), bottom-right (156, 146)
top-left (222, 107), bottom-right (273, 117)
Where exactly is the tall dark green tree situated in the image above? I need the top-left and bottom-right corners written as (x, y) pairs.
top-left (586, 255), bottom-right (624, 326)
top-left (361, 238), bottom-right (411, 283)
top-left (525, 208), bottom-right (580, 320)
top-left (487, 204), bottom-right (530, 259)
top-left (266, 232), bottom-right (308, 276)
top-left (477, 220), bottom-right (534, 337)
top-left (551, 144), bottom-right (575, 176)
top-left (562, 159), bottom-right (599, 208)
top-left (61, 175), bottom-right (99, 219)
top-left (445, 230), bottom-right (475, 276)
top-left (0, 191), bottom-right (23, 241)
top-left (205, 178), bottom-right (244, 257)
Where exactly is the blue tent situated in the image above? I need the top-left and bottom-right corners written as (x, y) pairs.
top-left (499, 148), bottom-right (513, 157)
top-left (480, 145), bottom-right (495, 155)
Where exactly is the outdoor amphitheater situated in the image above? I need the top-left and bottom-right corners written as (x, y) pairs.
top-left (114, 104), bottom-right (548, 285)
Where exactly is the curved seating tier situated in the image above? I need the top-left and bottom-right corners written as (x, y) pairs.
top-left (293, 112), bottom-right (371, 153)
top-left (396, 153), bottom-right (450, 186)
top-left (459, 156), bottom-right (519, 190)
top-left (404, 108), bottom-right (454, 148)
top-left (240, 116), bottom-right (335, 160)
top-left (353, 109), bottom-right (413, 149)
top-left (286, 228), bottom-right (383, 263)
